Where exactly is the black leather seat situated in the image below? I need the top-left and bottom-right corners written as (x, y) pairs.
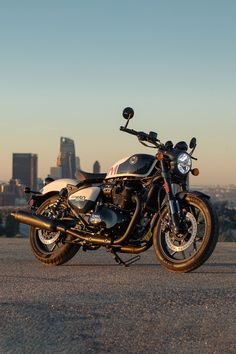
top-left (76, 169), bottom-right (107, 182)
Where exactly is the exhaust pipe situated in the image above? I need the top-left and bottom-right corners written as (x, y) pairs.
top-left (11, 210), bottom-right (111, 245)
top-left (11, 195), bottom-right (141, 247)
top-left (12, 211), bottom-right (67, 233)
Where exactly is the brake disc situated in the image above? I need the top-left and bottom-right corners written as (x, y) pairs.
top-left (38, 229), bottom-right (60, 245)
top-left (165, 212), bottom-right (198, 252)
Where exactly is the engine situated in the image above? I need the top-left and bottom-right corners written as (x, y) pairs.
top-left (87, 180), bottom-right (142, 236)
top-left (88, 205), bottom-right (130, 236)
top-left (102, 180), bottom-right (142, 209)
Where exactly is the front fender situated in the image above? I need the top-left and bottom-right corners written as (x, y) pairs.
top-left (176, 190), bottom-right (210, 200)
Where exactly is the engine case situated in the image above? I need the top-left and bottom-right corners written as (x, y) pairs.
top-left (88, 205), bottom-right (129, 233)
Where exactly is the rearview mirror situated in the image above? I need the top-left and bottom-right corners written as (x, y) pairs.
top-left (122, 107), bottom-right (134, 120)
top-left (189, 137), bottom-right (197, 149)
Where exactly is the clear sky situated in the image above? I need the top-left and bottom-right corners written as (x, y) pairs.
top-left (0, 0), bottom-right (235, 185)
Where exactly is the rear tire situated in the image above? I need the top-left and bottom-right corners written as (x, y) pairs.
top-left (30, 194), bottom-right (80, 266)
top-left (153, 194), bottom-right (218, 272)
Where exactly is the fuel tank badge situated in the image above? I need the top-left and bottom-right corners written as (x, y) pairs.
top-left (129, 156), bottom-right (138, 165)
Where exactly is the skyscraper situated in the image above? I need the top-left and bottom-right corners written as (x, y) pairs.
top-left (57, 137), bottom-right (76, 178)
top-left (93, 160), bottom-right (101, 174)
top-left (12, 153), bottom-right (38, 190)
top-left (76, 156), bottom-right (81, 170)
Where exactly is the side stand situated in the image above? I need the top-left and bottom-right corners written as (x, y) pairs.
top-left (111, 250), bottom-right (141, 267)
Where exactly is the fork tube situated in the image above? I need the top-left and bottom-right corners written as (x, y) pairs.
top-left (160, 160), bottom-right (180, 233)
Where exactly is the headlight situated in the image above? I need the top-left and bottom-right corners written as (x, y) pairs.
top-left (177, 153), bottom-right (192, 174)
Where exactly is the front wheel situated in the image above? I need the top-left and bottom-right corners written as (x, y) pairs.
top-left (30, 194), bottom-right (80, 266)
top-left (153, 194), bottom-right (219, 272)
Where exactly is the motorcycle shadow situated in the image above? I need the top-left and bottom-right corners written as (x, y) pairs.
top-left (63, 262), bottom-right (159, 268)
top-left (64, 251), bottom-right (160, 267)
top-left (194, 262), bottom-right (236, 274)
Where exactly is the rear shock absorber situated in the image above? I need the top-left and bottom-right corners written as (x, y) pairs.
top-left (52, 188), bottom-right (69, 215)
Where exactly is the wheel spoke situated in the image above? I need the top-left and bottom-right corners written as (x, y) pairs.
top-left (194, 209), bottom-right (201, 222)
top-left (193, 240), bottom-right (199, 251)
top-left (50, 243), bottom-right (57, 252)
top-left (188, 205), bottom-right (200, 223)
top-left (170, 251), bottom-right (177, 256)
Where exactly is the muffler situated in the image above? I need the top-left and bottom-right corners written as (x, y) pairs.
top-left (12, 210), bottom-right (148, 253)
top-left (11, 210), bottom-right (111, 245)
top-left (11, 211), bottom-right (66, 233)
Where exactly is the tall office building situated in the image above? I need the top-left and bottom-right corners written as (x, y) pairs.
top-left (57, 137), bottom-right (76, 178)
top-left (12, 153), bottom-right (38, 190)
top-left (76, 156), bottom-right (81, 170)
top-left (93, 160), bottom-right (101, 174)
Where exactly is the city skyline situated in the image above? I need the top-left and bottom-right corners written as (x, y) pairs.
top-left (0, 1), bottom-right (235, 185)
top-left (0, 136), bottom-right (101, 183)
top-left (0, 138), bottom-right (235, 186)
top-left (0, 114), bottom-right (235, 185)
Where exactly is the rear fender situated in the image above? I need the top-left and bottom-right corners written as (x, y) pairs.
top-left (40, 178), bottom-right (78, 194)
top-left (29, 178), bottom-right (78, 209)
top-left (29, 192), bottom-right (58, 209)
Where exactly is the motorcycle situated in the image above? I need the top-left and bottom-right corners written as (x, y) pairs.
top-left (12, 107), bottom-right (219, 272)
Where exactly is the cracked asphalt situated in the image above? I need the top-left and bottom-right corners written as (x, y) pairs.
top-left (0, 238), bottom-right (235, 354)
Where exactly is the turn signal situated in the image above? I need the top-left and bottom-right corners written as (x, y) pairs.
top-left (156, 152), bottom-right (164, 161)
top-left (191, 168), bottom-right (199, 176)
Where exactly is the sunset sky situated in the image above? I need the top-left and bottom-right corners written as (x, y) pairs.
top-left (0, 0), bottom-right (235, 185)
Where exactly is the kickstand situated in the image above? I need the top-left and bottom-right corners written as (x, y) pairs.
top-left (111, 250), bottom-right (141, 267)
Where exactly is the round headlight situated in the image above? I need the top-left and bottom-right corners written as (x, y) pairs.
top-left (177, 153), bottom-right (192, 174)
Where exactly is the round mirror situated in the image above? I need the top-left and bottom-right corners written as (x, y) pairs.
top-left (122, 107), bottom-right (134, 120)
top-left (189, 137), bottom-right (197, 149)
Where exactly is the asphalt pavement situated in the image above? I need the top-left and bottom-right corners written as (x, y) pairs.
top-left (0, 238), bottom-right (235, 354)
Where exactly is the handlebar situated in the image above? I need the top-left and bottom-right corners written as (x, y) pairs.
top-left (120, 126), bottom-right (159, 147)
top-left (120, 126), bottom-right (138, 136)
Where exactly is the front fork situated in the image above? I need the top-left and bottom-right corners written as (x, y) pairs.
top-left (160, 161), bottom-right (184, 234)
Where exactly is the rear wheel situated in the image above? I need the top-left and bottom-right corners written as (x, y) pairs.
top-left (30, 194), bottom-right (80, 266)
top-left (153, 194), bottom-right (218, 272)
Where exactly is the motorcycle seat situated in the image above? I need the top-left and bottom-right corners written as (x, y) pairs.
top-left (76, 169), bottom-right (107, 181)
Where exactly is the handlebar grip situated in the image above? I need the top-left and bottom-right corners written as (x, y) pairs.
top-left (120, 126), bottom-right (138, 136)
top-left (120, 126), bottom-right (159, 145)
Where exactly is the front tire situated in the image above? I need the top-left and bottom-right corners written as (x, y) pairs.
top-left (153, 194), bottom-right (218, 272)
top-left (30, 194), bottom-right (80, 266)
